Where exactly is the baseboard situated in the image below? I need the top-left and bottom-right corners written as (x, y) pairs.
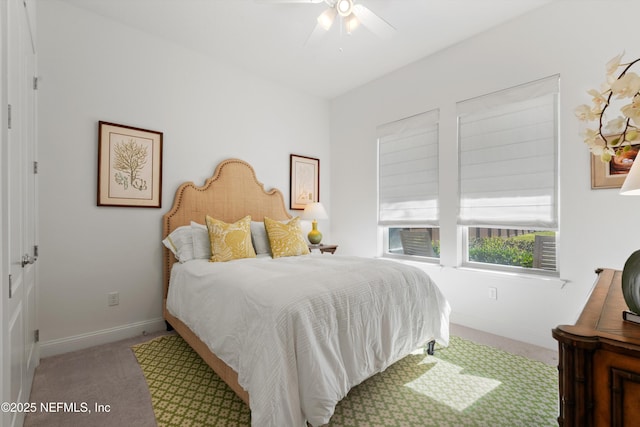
top-left (39, 318), bottom-right (166, 358)
top-left (450, 312), bottom-right (556, 351)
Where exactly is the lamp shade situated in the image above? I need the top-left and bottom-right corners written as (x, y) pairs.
top-left (301, 202), bottom-right (328, 220)
top-left (302, 202), bottom-right (328, 244)
top-left (621, 158), bottom-right (640, 195)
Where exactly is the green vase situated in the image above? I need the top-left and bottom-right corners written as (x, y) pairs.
top-left (622, 250), bottom-right (640, 314)
top-left (308, 221), bottom-right (322, 245)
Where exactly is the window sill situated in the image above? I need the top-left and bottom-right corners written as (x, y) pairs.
top-left (380, 255), bottom-right (567, 289)
top-left (382, 253), bottom-right (441, 264)
top-left (454, 265), bottom-right (567, 288)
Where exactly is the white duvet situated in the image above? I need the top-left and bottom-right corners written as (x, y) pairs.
top-left (166, 254), bottom-right (450, 427)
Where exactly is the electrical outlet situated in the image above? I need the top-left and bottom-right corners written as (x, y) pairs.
top-left (107, 292), bottom-right (119, 306)
top-left (489, 287), bottom-right (498, 300)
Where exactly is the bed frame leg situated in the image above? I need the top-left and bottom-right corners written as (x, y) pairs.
top-left (427, 340), bottom-right (436, 355)
top-left (165, 320), bottom-right (174, 332)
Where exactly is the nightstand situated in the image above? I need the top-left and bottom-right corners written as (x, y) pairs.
top-left (308, 244), bottom-right (338, 254)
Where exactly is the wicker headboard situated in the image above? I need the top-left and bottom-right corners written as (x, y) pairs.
top-left (162, 158), bottom-right (292, 299)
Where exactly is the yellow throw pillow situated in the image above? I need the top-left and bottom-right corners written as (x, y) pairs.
top-left (264, 217), bottom-right (310, 259)
top-left (205, 215), bottom-right (256, 262)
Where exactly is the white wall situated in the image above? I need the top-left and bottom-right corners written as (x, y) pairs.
top-left (37, 0), bottom-right (330, 356)
top-left (38, 0), bottom-right (640, 355)
top-left (330, 0), bottom-right (640, 349)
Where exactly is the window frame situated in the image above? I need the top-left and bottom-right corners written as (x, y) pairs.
top-left (461, 226), bottom-right (559, 276)
top-left (456, 75), bottom-right (560, 276)
top-left (377, 109), bottom-right (440, 264)
top-left (382, 226), bottom-right (441, 262)
top-left (374, 77), bottom-right (561, 276)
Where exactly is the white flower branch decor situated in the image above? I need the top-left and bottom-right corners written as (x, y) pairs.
top-left (576, 52), bottom-right (640, 162)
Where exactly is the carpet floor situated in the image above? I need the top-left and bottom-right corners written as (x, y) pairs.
top-left (132, 334), bottom-right (558, 427)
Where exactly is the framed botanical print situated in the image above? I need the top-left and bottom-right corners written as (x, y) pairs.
top-left (97, 121), bottom-right (163, 207)
top-left (591, 145), bottom-right (638, 189)
top-left (290, 154), bottom-right (319, 210)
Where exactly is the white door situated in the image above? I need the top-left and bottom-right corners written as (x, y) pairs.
top-left (2, 0), bottom-right (38, 426)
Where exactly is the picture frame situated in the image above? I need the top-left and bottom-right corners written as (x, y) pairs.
top-left (591, 145), bottom-right (638, 189)
top-left (290, 154), bottom-right (319, 210)
top-left (97, 121), bottom-right (163, 207)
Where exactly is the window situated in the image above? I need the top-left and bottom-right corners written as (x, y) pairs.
top-left (457, 75), bottom-right (559, 273)
top-left (377, 110), bottom-right (439, 259)
top-left (466, 227), bottom-right (557, 272)
top-left (387, 227), bottom-right (440, 258)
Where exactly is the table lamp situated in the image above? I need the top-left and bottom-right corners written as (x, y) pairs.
top-left (620, 158), bottom-right (640, 315)
top-left (302, 202), bottom-right (328, 244)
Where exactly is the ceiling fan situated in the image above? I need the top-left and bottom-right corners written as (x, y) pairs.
top-left (264, 0), bottom-right (396, 45)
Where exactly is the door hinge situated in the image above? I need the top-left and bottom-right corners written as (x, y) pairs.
top-left (34, 245), bottom-right (39, 258)
top-left (7, 104), bottom-right (11, 129)
top-left (34, 161), bottom-right (38, 174)
top-left (34, 329), bottom-right (39, 343)
top-left (33, 76), bottom-right (39, 90)
top-left (8, 274), bottom-right (12, 299)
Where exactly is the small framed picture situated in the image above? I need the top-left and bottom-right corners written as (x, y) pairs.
top-left (97, 121), bottom-right (163, 207)
top-left (591, 146), bottom-right (638, 189)
top-left (290, 154), bottom-right (319, 210)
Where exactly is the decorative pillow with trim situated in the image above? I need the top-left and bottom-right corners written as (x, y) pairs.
top-left (264, 216), bottom-right (310, 259)
top-left (191, 221), bottom-right (211, 260)
top-left (162, 225), bottom-right (194, 263)
top-left (205, 215), bottom-right (256, 262)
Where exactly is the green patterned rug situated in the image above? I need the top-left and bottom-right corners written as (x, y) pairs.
top-left (132, 334), bottom-right (558, 426)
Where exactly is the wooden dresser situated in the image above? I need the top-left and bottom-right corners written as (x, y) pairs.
top-left (552, 268), bottom-right (640, 426)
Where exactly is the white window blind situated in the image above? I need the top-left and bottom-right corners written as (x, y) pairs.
top-left (378, 110), bottom-right (439, 225)
top-left (457, 75), bottom-right (559, 228)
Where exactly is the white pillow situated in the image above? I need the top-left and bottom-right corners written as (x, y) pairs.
top-left (251, 221), bottom-right (271, 255)
top-left (191, 221), bottom-right (212, 260)
top-left (162, 225), bottom-right (194, 263)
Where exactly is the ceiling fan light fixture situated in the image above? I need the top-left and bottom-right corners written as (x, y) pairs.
top-left (336, 0), bottom-right (354, 17)
top-left (344, 14), bottom-right (359, 34)
top-left (317, 7), bottom-right (337, 30)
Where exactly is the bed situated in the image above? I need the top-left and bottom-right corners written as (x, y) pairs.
top-left (162, 158), bottom-right (450, 427)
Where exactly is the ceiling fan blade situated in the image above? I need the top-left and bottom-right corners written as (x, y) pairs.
top-left (351, 4), bottom-right (395, 39)
top-left (304, 21), bottom-right (328, 46)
